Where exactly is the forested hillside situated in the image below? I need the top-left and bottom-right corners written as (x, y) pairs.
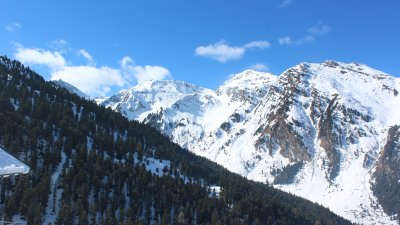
top-left (0, 56), bottom-right (351, 225)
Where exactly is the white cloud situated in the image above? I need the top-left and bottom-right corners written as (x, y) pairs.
top-left (279, 21), bottom-right (329, 46)
top-left (280, 0), bottom-right (293, 8)
top-left (278, 36), bottom-right (293, 45)
top-left (120, 56), bottom-right (135, 82)
top-left (13, 44), bottom-right (171, 96)
top-left (78, 49), bottom-right (96, 65)
top-left (133, 66), bottom-right (171, 84)
top-left (249, 63), bottom-right (269, 71)
top-left (296, 35), bottom-right (315, 45)
top-left (120, 56), bottom-right (171, 84)
top-left (48, 39), bottom-right (70, 53)
top-left (51, 66), bottom-right (125, 96)
top-left (195, 41), bottom-right (245, 62)
top-left (51, 39), bottom-right (68, 46)
top-left (308, 22), bottom-right (331, 36)
top-left (278, 35), bottom-right (315, 46)
top-left (5, 23), bottom-right (22, 32)
top-left (195, 40), bottom-right (270, 62)
top-left (14, 44), bottom-right (66, 70)
top-left (244, 41), bottom-right (271, 49)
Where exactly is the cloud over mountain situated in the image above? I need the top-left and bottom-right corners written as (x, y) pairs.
top-left (14, 42), bottom-right (170, 96)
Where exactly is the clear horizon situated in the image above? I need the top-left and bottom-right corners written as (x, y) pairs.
top-left (1, 0), bottom-right (399, 96)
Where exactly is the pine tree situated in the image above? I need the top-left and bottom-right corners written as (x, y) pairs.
top-left (161, 208), bottom-right (170, 225)
top-left (5, 195), bottom-right (17, 219)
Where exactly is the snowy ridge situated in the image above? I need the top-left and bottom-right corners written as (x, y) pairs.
top-left (51, 79), bottom-right (88, 98)
top-left (96, 62), bottom-right (400, 224)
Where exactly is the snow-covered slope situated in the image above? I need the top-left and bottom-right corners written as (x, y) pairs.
top-left (96, 61), bottom-right (400, 224)
top-left (0, 147), bottom-right (29, 175)
top-left (51, 79), bottom-right (88, 98)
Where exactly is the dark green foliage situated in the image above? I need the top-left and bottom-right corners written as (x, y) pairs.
top-left (273, 162), bottom-right (304, 185)
top-left (0, 56), bottom-right (352, 224)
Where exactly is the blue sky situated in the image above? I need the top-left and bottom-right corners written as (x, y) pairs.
top-left (1, 0), bottom-right (399, 96)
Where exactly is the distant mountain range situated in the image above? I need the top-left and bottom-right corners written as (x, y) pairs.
top-left (95, 60), bottom-right (400, 224)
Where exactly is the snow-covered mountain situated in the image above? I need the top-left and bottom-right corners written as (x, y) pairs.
top-left (51, 79), bottom-right (88, 98)
top-left (96, 61), bottom-right (400, 224)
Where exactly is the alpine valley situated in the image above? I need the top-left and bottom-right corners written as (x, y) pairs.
top-left (96, 60), bottom-right (400, 224)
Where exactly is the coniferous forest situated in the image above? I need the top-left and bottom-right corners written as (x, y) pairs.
top-left (0, 56), bottom-right (352, 224)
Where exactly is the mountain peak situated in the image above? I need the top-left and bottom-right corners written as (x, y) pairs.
top-left (317, 60), bottom-right (388, 75)
top-left (225, 69), bottom-right (276, 84)
top-left (219, 70), bottom-right (277, 93)
top-left (281, 60), bottom-right (392, 83)
top-left (132, 79), bottom-right (204, 94)
top-left (51, 79), bottom-right (88, 98)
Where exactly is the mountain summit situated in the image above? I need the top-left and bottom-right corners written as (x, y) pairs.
top-left (98, 61), bottom-right (400, 224)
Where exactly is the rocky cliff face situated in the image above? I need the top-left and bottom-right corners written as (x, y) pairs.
top-left (96, 61), bottom-right (400, 224)
top-left (254, 66), bottom-right (312, 163)
top-left (372, 125), bottom-right (400, 220)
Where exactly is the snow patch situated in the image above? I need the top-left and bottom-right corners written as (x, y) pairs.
top-left (43, 152), bottom-right (66, 225)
